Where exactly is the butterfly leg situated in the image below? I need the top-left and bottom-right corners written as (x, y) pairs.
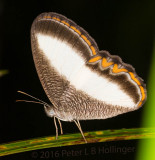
top-left (74, 120), bottom-right (87, 143)
top-left (54, 116), bottom-right (58, 140)
top-left (58, 118), bottom-right (63, 134)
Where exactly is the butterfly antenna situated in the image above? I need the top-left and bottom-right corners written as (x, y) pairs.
top-left (17, 90), bottom-right (49, 107)
top-left (16, 99), bottom-right (47, 106)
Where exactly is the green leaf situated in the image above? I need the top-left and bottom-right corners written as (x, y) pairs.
top-left (0, 128), bottom-right (155, 157)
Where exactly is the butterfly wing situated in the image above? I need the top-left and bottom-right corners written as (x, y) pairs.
top-left (31, 13), bottom-right (146, 120)
top-left (31, 12), bottom-right (94, 108)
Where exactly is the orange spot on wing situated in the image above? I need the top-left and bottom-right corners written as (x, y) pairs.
top-left (52, 17), bottom-right (61, 21)
top-left (90, 46), bottom-right (96, 55)
top-left (138, 101), bottom-right (142, 107)
top-left (61, 20), bottom-right (70, 27)
top-left (43, 16), bottom-right (52, 19)
top-left (52, 17), bottom-right (57, 20)
top-left (138, 86), bottom-right (146, 107)
top-left (140, 86), bottom-right (145, 101)
top-left (129, 72), bottom-right (141, 86)
top-left (81, 35), bottom-right (91, 46)
top-left (112, 64), bottom-right (128, 73)
top-left (89, 56), bottom-right (102, 63)
top-left (102, 58), bottom-right (114, 68)
top-left (70, 26), bottom-right (81, 35)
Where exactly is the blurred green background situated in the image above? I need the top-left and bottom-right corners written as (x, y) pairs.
top-left (0, 0), bottom-right (154, 159)
top-left (136, 40), bottom-right (155, 160)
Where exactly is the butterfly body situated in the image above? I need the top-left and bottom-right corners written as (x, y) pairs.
top-left (31, 13), bottom-right (146, 140)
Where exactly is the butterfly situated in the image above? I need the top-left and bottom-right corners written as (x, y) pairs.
top-left (24, 12), bottom-right (147, 143)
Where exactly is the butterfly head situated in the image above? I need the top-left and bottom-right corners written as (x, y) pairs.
top-left (44, 105), bottom-right (55, 117)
